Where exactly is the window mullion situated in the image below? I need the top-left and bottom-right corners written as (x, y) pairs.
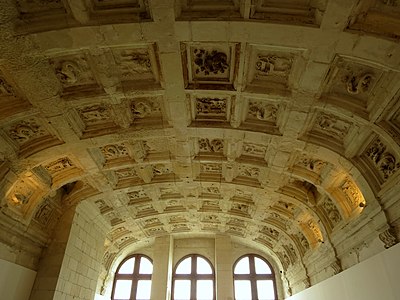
top-left (249, 256), bottom-right (258, 300)
top-left (191, 256), bottom-right (196, 300)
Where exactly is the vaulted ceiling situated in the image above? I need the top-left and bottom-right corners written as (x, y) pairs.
top-left (0, 0), bottom-right (400, 294)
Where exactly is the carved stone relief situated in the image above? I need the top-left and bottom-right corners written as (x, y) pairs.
top-left (260, 226), bottom-right (280, 240)
top-left (114, 49), bottom-right (152, 79)
top-left (198, 138), bottom-right (224, 153)
top-left (238, 165), bottom-right (260, 178)
top-left (101, 143), bottom-right (129, 161)
top-left (313, 113), bottom-right (351, 139)
top-left (50, 54), bottom-right (98, 93)
top-left (131, 98), bottom-right (161, 119)
top-left (365, 138), bottom-right (400, 180)
top-left (7, 119), bottom-right (47, 144)
top-left (320, 198), bottom-right (342, 226)
top-left (255, 55), bottom-right (292, 79)
top-left (33, 199), bottom-right (55, 226)
top-left (114, 167), bottom-right (138, 180)
top-left (182, 43), bottom-right (238, 89)
top-left (44, 157), bottom-right (74, 174)
top-left (193, 49), bottom-right (229, 76)
top-left (195, 97), bottom-right (227, 120)
top-left (152, 164), bottom-right (172, 176)
top-left (10, 179), bottom-right (34, 206)
top-left (306, 219), bottom-right (323, 242)
top-left (322, 57), bottom-right (383, 116)
top-left (242, 143), bottom-right (267, 158)
top-left (296, 155), bottom-right (326, 173)
top-left (248, 100), bottom-right (278, 122)
top-left (379, 227), bottom-right (398, 249)
top-left (94, 199), bottom-right (113, 215)
top-left (78, 104), bottom-right (112, 125)
top-left (200, 163), bottom-right (222, 173)
top-left (341, 179), bottom-right (363, 209)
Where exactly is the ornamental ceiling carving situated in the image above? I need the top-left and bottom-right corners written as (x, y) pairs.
top-left (0, 0), bottom-right (399, 296)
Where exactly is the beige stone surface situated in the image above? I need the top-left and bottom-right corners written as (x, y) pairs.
top-left (0, 0), bottom-right (399, 298)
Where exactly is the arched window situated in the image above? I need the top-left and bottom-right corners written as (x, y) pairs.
top-left (233, 254), bottom-right (277, 300)
top-left (172, 254), bottom-right (215, 300)
top-left (112, 254), bottom-right (153, 300)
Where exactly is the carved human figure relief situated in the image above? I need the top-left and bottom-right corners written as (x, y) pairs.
top-left (193, 49), bottom-right (229, 75)
top-left (256, 55), bottom-right (292, 77)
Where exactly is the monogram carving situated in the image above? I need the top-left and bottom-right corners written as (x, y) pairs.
top-left (44, 157), bottom-right (74, 174)
top-left (193, 49), bottom-right (229, 75)
top-left (242, 143), bottom-right (267, 157)
top-left (101, 144), bottom-right (129, 160)
top-left (131, 99), bottom-right (161, 118)
top-left (196, 98), bottom-right (227, 117)
top-left (342, 72), bottom-right (373, 95)
top-left (8, 120), bottom-right (47, 144)
top-left (198, 138), bottom-right (224, 152)
top-left (78, 105), bottom-right (111, 123)
top-left (256, 55), bottom-right (292, 77)
top-left (366, 139), bottom-right (400, 180)
top-left (248, 101), bottom-right (278, 122)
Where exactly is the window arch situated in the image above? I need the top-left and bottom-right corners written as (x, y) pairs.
top-left (172, 254), bottom-right (215, 300)
top-left (112, 254), bottom-right (153, 300)
top-left (233, 254), bottom-right (277, 300)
